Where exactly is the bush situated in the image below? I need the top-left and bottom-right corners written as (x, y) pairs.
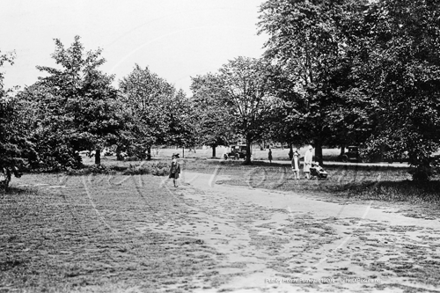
top-left (122, 162), bottom-right (169, 176)
top-left (124, 156), bottom-right (141, 162)
top-left (122, 165), bottom-right (151, 175)
top-left (65, 164), bottom-right (115, 176)
top-left (408, 156), bottom-right (440, 182)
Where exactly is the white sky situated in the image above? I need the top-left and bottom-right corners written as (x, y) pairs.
top-left (0, 0), bottom-right (267, 96)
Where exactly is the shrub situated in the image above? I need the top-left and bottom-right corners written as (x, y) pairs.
top-left (124, 156), bottom-right (141, 162)
top-left (122, 165), bottom-right (151, 175)
top-left (122, 162), bottom-right (169, 176)
top-left (65, 164), bottom-right (115, 176)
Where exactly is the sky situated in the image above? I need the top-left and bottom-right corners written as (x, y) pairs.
top-left (0, 0), bottom-right (267, 96)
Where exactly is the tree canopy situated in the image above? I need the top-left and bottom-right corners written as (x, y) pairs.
top-left (190, 73), bottom-right (235, 157)
top-left (350, 0), bottom-right (440, 179)
top-left (3, 3), bottom-right (440, 181)
top-left (22, 36), bottom-right (123, 168)
top-left (119, 64), bottom-right (175, 159)
top-left (258, 0), bottom-right (370, 164)
top-left (119, 65), bottom-right (197, 159)
top-left (219, 56), bottom-right (281, 164)
top-left (0, 51), bottom-right (36, 174)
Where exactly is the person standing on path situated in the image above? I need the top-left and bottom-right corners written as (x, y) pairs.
top-left (168, 154), bottom-right (181, 187)
top-left (268, 147), bottom-right (273, 164)
top-left (304, 145), bottom-right (314, 179)
top-left (291, 149), bottom-right (300, 179)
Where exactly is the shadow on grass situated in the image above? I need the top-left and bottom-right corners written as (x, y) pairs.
top-left (0, 186), bottom-right (34, 197)
top-left (342, 180), bottom-right (440, 203)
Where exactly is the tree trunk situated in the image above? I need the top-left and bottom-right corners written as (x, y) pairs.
top-left (288, 143), bottom-right (294, 160)
top-left (211, 145), bottom-right (216, 158)
top-left (116, 145), bottom-right (123, 161)
top-left (182, 146), bottom-right (185, 158)
top-left (244, 139), bottom-right (252, 165)
top-left (146, 146), bottom-right (151, 160)
top-left (95, 149), bottom-right (101, 165)
top-left (314, 139), bottom-right (323, 166)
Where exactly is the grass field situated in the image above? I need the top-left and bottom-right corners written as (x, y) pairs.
top-left (93, 153), bottom-right (440, 206)
top-left (1, 173), bottom-right (222, 292)
top-left (1, 152), bottom-right (440, 292)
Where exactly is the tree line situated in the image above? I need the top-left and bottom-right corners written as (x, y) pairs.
top-left (1, 0), bottom-right (439, 181)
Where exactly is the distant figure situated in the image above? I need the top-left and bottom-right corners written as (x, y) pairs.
top-left (304, 145), bottom-right (314, 179)
top-left (268, 147), bottom-right (273, 163)
top-left (168, 154), bottom-right (181, 187)
top-left (223, 146), bottom-right (229, 160)
top-left (291, 149), bottom-right (300, 179)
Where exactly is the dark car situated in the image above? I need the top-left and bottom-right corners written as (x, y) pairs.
top-left (224, 145), bottom-right (247, 160)
top-left (339, 146), bottom-right (363, 162)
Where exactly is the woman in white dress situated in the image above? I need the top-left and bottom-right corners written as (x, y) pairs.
top-left (304, 145), bottom-right (314, 179)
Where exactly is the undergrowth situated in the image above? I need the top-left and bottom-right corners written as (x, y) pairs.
top-left (65, 161), bottom-right (171, 176)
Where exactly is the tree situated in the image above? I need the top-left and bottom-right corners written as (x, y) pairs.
top-left (30, 36), bottom-right (123, 167)
top-left (351, 0), bottom-right (440, 179)
top-left (18, 82), bottom-right (78, 170)
top-left (162, 89), bottom-right (198, 155)
top-left (0, 50), bottom-right (36, 185)
top-left (258, 0), bottom-right (370, 164)
top-left (120, 66), bottom-right (197, 159)
top-left (119, 64), bottom-right (175, 160)
top-left (190, 73), bottom-right (234, 158)
top-left (218, 56), bottom-right (280, 165)
top-left (263, 68), bottom-right (309, 154)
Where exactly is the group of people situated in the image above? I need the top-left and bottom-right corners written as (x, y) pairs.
top-left (268, 145), bottom-right (315, 180)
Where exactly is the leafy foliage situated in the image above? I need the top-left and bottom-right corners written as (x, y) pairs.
top-left (119, 66), bottom-right (197, 159)
top-left (0, 50), bottom-right (37, 176)
top-left (119, 64), bottom-right (175, 159)
top-left (165, 89), bottom-right (198, 150)
top-left (350, 0), bottom-right (440, 180)
top-left (21, 36), bottom-right (123, 169)
top-left (218, 56), bottom-right (281, 164)
top-left (258, 0), bottom-right (371, 163)
top-left (190, 73), bottom-right (235, 157)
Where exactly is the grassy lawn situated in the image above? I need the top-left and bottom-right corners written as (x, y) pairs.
top-left (1, 153), bottom-right (439, 292)
top-left (0, 174), bottom-right (219, 292)
top-left (93, 154), bottom-right (440, 207)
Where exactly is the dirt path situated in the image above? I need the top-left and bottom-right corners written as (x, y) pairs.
top-left (159, 171), bottom-right (440, 293)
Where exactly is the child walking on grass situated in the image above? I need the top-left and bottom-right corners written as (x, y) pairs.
top-left (168, 154), bottom-right (181, 187)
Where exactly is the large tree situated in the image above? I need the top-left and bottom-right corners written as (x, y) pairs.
top-left (190, 73), bottom-right (235, 158)
top-left (119, 64), bottom-right (175, 159)
top-left (218, 56), bottom-right (280, 164)
top-left (28, 36), bottom-right (123, 167)
top-left (120, 65), bottom-right (198, 159)
top-left (351, 0), bottom-right (440, 179)
top-left (258, 0), bottom-right (370, 164)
